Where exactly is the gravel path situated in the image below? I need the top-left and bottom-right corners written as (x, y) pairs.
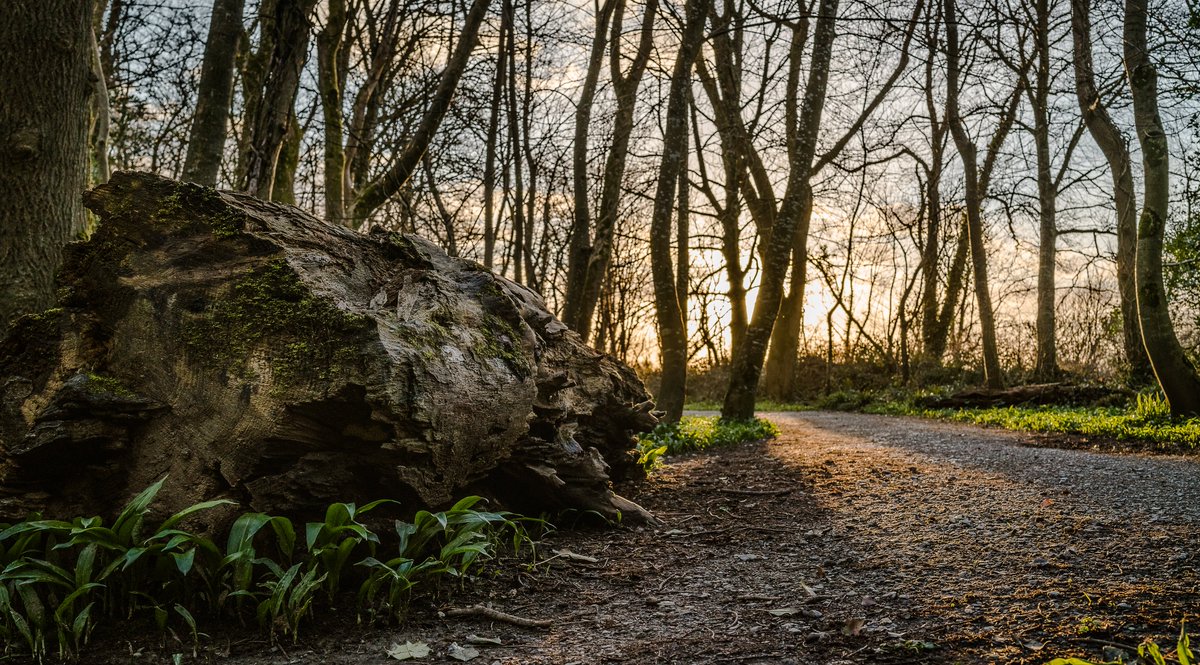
top-left (787, 410), bottom-right (1200, 525)
top-left (92, 411), bottom-right (1200, 665)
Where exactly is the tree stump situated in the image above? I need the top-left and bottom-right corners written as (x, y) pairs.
top-left (0, 172), bottom-right (656, 524)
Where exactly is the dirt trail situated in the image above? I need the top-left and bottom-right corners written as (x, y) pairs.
top-left (103, 411), bottom-right (1200, 665)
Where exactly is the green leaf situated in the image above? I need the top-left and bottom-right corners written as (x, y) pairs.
top-left (157, 499), bottom-right (237, 533)
top-left (1180, 623), bottom-right (1194, 665)
top-left (73, 543), bottom-right (98, 588)
top-left (305, 523), bottom-right (325, 551)
top-left (113, 476), bottom-right (167, 544)
top-left (449, 496), bottom-right (483, 512)
top-left (172, 548), bottom-right (196, 576)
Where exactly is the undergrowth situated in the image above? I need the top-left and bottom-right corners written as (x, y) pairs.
top-left (870, 391), bottom-right (1200, 450)
top-left (0, 478), bottom-right (541, 661)
top-left (636, 416), bottom-right (779, 469)
top-left (1045, 622), bottom-right (1194, 664)
top-left (685, 388), bottom-right (1200, 451)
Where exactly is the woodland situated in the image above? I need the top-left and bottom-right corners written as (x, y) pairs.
top-left (2, 0), bottom-right (1200, 414)
top-left (0, 0), bottom-right (1198, 663)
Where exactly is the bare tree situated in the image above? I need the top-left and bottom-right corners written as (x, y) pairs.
top-left (562, 0), bottom-right (658, 341)
top-left (649, 0), bottom-right (711, 421)
top-left (348, 0), bottom-right (492, 224)
top-left (943, 0), bottom-right (1030, 389)
top-left (722, 0), bottom-right (838, 419)
top-left (1069, 0), bottom-right (1152, 381)
top-left (239, 0), bottom-right (318, 200)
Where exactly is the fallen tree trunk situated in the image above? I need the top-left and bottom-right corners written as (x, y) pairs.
top-left (915, 383), bottom-right (1133, 409)
top-left (0, 171), bottom-right (656, 524)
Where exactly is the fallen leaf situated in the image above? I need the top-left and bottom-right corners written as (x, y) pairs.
top-left (447, 643), bottom-right (480, 662)
top-left (465, 635), bottom-right (502, 645)
top-left (386, 642), bottom-right (431, 660)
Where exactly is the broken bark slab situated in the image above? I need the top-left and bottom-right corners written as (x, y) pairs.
top-left (915, 383), bottom-right (1134, 409)
top-left (0, 171), bottom-right (656, 524)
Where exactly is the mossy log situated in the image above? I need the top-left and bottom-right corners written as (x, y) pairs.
top-left (0, 171), bottom-right (657, 524)
top-left (915, 382), bottom-right (1134, 409)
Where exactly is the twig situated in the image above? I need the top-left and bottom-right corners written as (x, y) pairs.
top-left (549, 548), bottom-right (600, 564)
top-left (1070, 637), bottom-right (1139, 651)
top-left (718, 487), bottom-right (796, 496)
top-left (717, 653), bottom-right (784, 662)
top-left (445, 605), bottom-right (553, 628)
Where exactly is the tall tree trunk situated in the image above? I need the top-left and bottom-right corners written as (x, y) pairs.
top-left (1123, 0), bottom-right (1200, 415)
top-left (482, 0), bottom-right (507, 268)
top-left (563, 0), bottom-right (615, 327)
top-left (1069, 0), bottom-right (1152, 382)
top-left (88, 24), bottom-right (112, 188)
top-left (1031, 0), bottom-right (1058, 381)
top-left (761, 188), bottom-right (812, 398)
top-left (504, 0), bottom-right (526, 284)
top-left (722, 0), bottom-right (838, 420)
top-left (676, 118), bottom-right (690, 353)
top-left (521, 0), bottom-right (537, 287)
top-left (919, 1), bottom-right (951, 366)
top-left (650, 0), bottom-right (709, 422)
top-left (944, 0), bottom-right (1004, 389)
top-left (0, 0), bottom-right (94, 330)
top-left (569, 0), bottom-right (658, 342)
top-left (316, 0), bottom-right (347, 223)
top-left (182, 0), bottom-right (245, 187)
top-left (240, 0), bottom-right (316, 200)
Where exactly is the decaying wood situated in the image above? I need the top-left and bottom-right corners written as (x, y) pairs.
top-left (0, 171), bottom-right (657, 524)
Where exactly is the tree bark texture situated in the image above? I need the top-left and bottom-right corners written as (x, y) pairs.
top-left (1123, 0), bottom-right (1200, 416)
top-left (182, 0), bottom-right (245, 187)
top-left (0, 172), bottom-right (657, 524)
top-left (0, 0), bottom-right (95, 331)
top-left (563, 0), bottom-right (615, 330)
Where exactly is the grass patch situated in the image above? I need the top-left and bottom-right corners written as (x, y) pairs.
top-left (636, 416), bottom-right (779, 470)
top-left (868, 391), bottom-right (1200, 451)
top-left (0, 478), bottom-right (542, 661)
top-left (690, 388), bottom-right (1200, 452)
